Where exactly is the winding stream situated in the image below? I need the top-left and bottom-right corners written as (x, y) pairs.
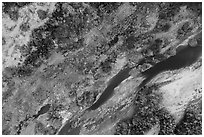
top-left (87, 66), bottom-right (132, 110)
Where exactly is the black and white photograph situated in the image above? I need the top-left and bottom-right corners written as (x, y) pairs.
top-left (2, 2), bottom-right (202, 135)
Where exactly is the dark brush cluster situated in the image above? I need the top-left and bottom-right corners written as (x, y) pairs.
top-left (100, 57), bottom-right (115, 73)
top-left (88, 2), bottom-right (121, 14)
top-left (76, 90), bottom-right (98, 108)
top-left (174, 110), bottom-right (202, 135)
top-left (3, 2), bottom-right (32, 12)
top-left (115, 115), bottom-right (160, 135)
top-left (3, 2), bottom-right (32, 21)
top-left (177, 21), bottom-right (194, 40)
top-left (157, 109), bottom-right (176, 135)
top-left (157, 3), bottom-right (184, 20)
top-left (24, 26), bottom-right (55, 65)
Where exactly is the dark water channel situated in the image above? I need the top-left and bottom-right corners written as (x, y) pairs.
top-left (33, 104), bottom-right (51, 118)
top-left (88, 66), bottom-right (132, 111)
top-left (139, 45), bottom-right (202, 88)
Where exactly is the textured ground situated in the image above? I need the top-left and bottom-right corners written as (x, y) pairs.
top-left (2, 2), bottom-right (202, 135)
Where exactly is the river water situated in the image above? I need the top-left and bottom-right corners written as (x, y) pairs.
top-left (87, 66), bottom-right (132, 110)
top-left (33, 104), bottom-right (51, 118)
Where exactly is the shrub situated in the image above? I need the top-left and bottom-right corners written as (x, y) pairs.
top-left (174, 110), bottom-right (202, 135)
